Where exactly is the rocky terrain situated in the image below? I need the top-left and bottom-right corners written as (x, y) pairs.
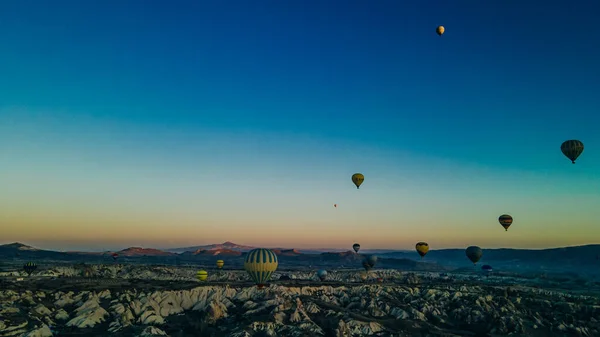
top-left (1, 265), bottom-right (599, 337)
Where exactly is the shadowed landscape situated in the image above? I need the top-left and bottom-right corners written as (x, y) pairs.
top-left (1, 242), bottom-right (599, 336)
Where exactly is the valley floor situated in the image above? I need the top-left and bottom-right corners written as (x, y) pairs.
top-left (1, 266), bottom-right (599, 337)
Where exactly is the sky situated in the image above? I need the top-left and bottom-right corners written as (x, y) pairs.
top-left (1, 0), bottom-right (599, 252)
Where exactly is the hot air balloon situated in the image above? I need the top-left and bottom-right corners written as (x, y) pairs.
top-left (415, 242), bottom-right (429, 259)
top-left (465, 246), bottom-right (483, 265)
top-left (367, 255), bottom-right (377, 268)
top-left (23, 262), bottom-right (37, 276)
top-left (244, 248), bottom-right (278, 288)
top-left (111, 253), bottom-right (118, 262)
top-left (481, 265), bottom-right (493, 274)
top-left (561, 140), bottom-right (584, 164)
top-left (351, 173), bottom-right (364, 189)
top-left (196, 270), bottom-right (208, 282)
top-left (216, 260), bottom-right (224, 269)
top-left (352, 243), bottom-right (360, 253)
top-left (498, 214), bottom-right (513, 231)
top-left (334, 204), bottom-right (337, 208)
top-left (436, 26), bottom-right (445, 36)
top-left (316, 269), bottom-right (328, 281)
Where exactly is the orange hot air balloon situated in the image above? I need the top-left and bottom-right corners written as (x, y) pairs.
top-left (436, 26), bottom-right (445, 36)
top-left (334, 204), bottom-right (337, 208)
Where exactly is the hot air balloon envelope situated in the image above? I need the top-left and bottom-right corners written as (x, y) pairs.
top-left (498, 214), bottom-right (513, 231)
top-left (316, 269), bottom-right (328, 281)
top-left (351, 173), bottom-right (364, 189)
top-left (561, 140), bottom-right (584, 164)
top-left (196, 270), bottom-right (208, 281)
top-left (416, 242), bottom-right (429, 258)
top-left (244, 248), bottom-right (279, 287)
top-left (466, 246), bottom-right (483, 265)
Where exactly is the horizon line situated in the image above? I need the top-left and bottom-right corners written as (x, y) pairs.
top-left (3, 241), bottom-right (599, 253)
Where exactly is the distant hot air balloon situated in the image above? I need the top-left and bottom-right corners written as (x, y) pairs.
top-left (244, 248), bottom-right (278, 288)
top-left (352, 243), bottom-right (360, 253)
top-left (415, 242), bottom-right (429, 259)
top-left (111, 253), bottom-right (118, 262)
top-left (481, 265), bottom-right (493, 273)
top-left (367, 255), bottom-right (377, 267)
top-left (196, 270), bottom-right (208, 282)
top-left (561, 140), bottom-right (584, 164)
top-left (334, 204), bottom-right (337, 208)
top-left (316, 269), bottom-right (328, 281)
top-left (216, 260), bottom-right (224, 269)
top-left (351, 173), bottom-right (364, 189)
top-left (498, 214), bottom-right (513, 231)
top-left (23, 262), bottom-right (37, 276)
top-left (465, 246), bottom-right (483, 265)
top-left (436, 26), bottom-right (445, 36)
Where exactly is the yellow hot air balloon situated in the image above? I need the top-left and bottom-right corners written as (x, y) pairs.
top-left (415, 242), bottom-right (429, 259)
top-left (244, 248), bottom-right (278, 288)
top-left (351, 173), bottom-right (364, 189)
top-left (436, 26), bottom-right (445, 36)
top-left (216, 260), bottom-right (224, 269)
top-left (196, 270), bottom-right (208, 282)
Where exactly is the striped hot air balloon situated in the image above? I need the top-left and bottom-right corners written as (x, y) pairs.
top-left (244, 248), bottom-right (278, 288)
top-left (498, 214), bottom-right (513, 231)
top-left (23, 262), bottom-right (37, 276)
top-left (216, 260), bottom-right (224, 269)
top-left (561, 140), bottom-right (584, 164)
top-left (196, 270), bottom-right (208, 282)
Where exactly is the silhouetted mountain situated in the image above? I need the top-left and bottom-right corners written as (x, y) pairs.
top-left (0, 242), bottom-right (69, 260)
top-left (117, 247), bottom-right (175, 256)
top-left (165, 241), bottom-right (256, 253)
top-left (2, 242), bottom-right (599, 276)
top-left (272, 249), bottom-right (302, 256)
top-left (379, 244), bottom-right (600, 275)
top-left (180, 248), bottom-right (242, 257)
top-left (0, 242), bottom-right (39, 251)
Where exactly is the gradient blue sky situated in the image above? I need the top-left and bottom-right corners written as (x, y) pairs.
top-left (1, 0), bottom-right (599, 252)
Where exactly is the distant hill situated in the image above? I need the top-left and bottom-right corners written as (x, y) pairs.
top-left (165, 242), bottom-right (411, 255)
top-left (0, 242), bottom-right (39, 251)
top-left (379, 244), bottom-right (600, 275)
top-left (180, 248), bottom-right (242, 257)
top-left (0, 242), bottom-right (67, 259)
top-left (117, 247), bottom-right (175, 257)
top-left (272, 249), bottom-right (302, 256)
top-left (165, 241), bottom-right (256, 253)
top-left (2, 242), bottom-right (599, 275)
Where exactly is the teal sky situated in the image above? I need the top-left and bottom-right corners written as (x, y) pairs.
top-left (1, 1), bottom-right (599, 252)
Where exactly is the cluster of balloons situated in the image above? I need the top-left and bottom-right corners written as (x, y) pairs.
top-left (349, 139), bottom-right (585, 268)
top-left (196, 259), bottom-right (225, 281)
